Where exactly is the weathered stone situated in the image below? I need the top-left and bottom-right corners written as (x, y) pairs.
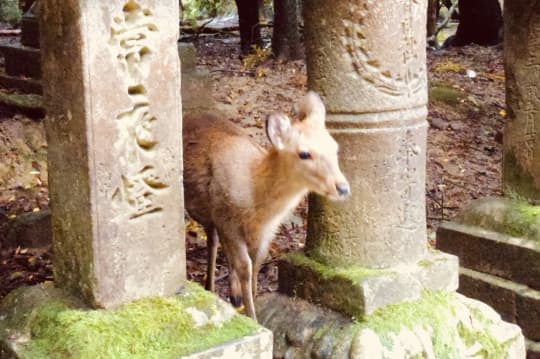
top-left (256, 292), bottom-right (525, 359)
top-left (40, 0), bottom-right (185, 308)
top-left (0, 44), bottom-right (41, 78)
top-left (0, 71), bottom-right (42, 94)
top-left (0, 283), bottom-right (272, 358)
top-left (0, 209), bottom-right (51, 249)
top-left (303, 0), bottom-right (429, 268)
top-left (437, 198), bottom-right (540, 289)
top-left (178, 42), bottom-right (197, 73)
top-left (0, 90), bottom-right (44, 118)
top-left (182, 71), bottom-right (214, 114)
top-left (278, 251), bottom-right (458, 317)
top-left (459, 267), bottom-right (540, 342)
top-left (527, 340), bottom-right (540, 359)
top-left (504, 0), bottom-right (540, 202)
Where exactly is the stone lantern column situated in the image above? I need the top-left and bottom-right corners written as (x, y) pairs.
top-left (256, 2), bottom-right (524, 356)
top-left (277, 0), bottom-right (458, 317)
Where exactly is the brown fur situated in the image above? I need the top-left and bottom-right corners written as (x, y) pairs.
top-left (183, 92), bottom-right (349, 320)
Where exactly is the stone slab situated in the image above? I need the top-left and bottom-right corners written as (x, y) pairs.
top-left (278, 250), bottom-right (458, 318)
top-left (0, 44), bottom-right (41, 78)
top-left (0, 90), bottom-right (44, 118)
top-left (178, 42), bottom-right (197, 73)
top-left (0, 210), bottom-right (51, 249)
top-left (459, 267), bottom-right (540, 342)
top-left (438, 221), bottom-right (540, 290)
top-left (0, 71), bottom-right (42, 94)
top-left (527, 339), bottom-right (540, 359)
top-left (182, 71), bottom-right (214, 115)
top-left (0, 283), bottom-right (272, 359)
top-left (256, 291), bottom-right (525, 359)
top-left (184, 330), bottom-right (272, 359)
top-left (40, 0), bottom-right (185, 307)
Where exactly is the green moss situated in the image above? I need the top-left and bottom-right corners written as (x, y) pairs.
top-left (284, 252), bottom-right (389, 282)
top-left (461, 198), bottom-right (540, 241)
top-left (353, 291), bottom-right (512, 358)
top-left (0, 92), bottom-right (43, 109)
top-left (429, 84), bottom-right (465, 105)
top-left (503, 150), bottom-right (540, 201)
top-left (14, 283), bottom-right (259, 359)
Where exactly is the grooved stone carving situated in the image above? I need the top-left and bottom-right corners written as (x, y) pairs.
top-left (342, 0), bottom-right (424, 97)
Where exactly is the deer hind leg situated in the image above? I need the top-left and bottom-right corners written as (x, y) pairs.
top-left (204, 226), bottom-right (218, 292)
top-left (250, 239), bottom-right (271, 299)
top-left (222, 239), bottom-right (257, 320)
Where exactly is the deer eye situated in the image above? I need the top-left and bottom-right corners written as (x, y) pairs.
top-left (298, 151), bottom-right (312, 160)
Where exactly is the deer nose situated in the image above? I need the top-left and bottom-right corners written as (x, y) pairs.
top-left (336, 182), bottom-right (351, 197)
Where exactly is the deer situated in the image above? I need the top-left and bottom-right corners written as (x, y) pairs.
top-left (182, 91), bottom-right (350, 321)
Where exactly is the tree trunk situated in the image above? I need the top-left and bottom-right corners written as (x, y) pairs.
top-left (449, 0), bottom-right (503, 46)
top-left (426, 0), bottom-right (439, 39)
top-left (234, 0), bottom-right (262, 55)
top-left (272, 0), bottom-right (301, 60)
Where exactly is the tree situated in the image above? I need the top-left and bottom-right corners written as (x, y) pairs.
top-left (447, 0), bottom-right (503, 46)
top-left (234, 0), bottom-right (262, 55)
top-left (272, 0), bottom-right (301, 60)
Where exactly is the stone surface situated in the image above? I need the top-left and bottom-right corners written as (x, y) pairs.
top-left (182, 71), bottom-right (214, 114)
top-left (0, 209), bottom-right (51, 249)
top-left (0, 283), bottom-right (272, 358)
top-left (0, 90), bottom-right (44, 118)
top-left (178, 42), bottom-right (197, 73)
top-left (504, 0), bottom-right (540, 202)
top-left (0, 44), bottom-right (41, 78)
top-left (459, 267), bottom-right (540, 343)
top-left (256, 292), bottom-right (525, 359)
top-left (528, 340), bottom-right (540, 359)
top-left (0, 71), bottom-right (42, 94)
top-left (278, 250), bottom-right (458, 317)
top-left (303, 0), bottom-right (428, 268)
top-left (184, 330), bottom-right (273, 359)
top-left (438, 221), bottom-right (540, 290)
top-left (40, 0), bottom-right (185, 308)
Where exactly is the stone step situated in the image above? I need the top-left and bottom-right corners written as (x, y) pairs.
top-left (459, 267), bottom-right (540, 345)
top-left (0, 70), bottom-right (42, 94)
top-left (437, 221), bottom-right (540, 291)
top-left (0, 90), bottom-right (44, 118)
top-left (0, 43), bottom-right (41, 78)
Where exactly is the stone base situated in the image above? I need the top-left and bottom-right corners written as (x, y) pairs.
top-left (278, 250), bottom-right (458, 317)
top-left (0, 44), bottom-right (41, 78)
top-left (436, 196), bottom-right (540, 358)
top-left (0, 283), bottom-right (272, 358)
top-left (256, 291), bottom-right (525, 359)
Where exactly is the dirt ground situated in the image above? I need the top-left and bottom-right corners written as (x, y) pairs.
top-left (0, 31), bottom-right (505, 302)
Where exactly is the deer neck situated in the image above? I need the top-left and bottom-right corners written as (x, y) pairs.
top-left (251, 149), bottom-right (307, 225)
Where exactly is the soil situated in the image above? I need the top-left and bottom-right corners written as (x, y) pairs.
top-left (0, 31), bottom-right (505, 304)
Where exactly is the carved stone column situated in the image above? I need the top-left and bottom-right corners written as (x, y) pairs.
top-left (256, 2), bottom-right (525, 355)
top-left (41, 0), bottom-right (185, 308)
top-left (277, 0), bottom-right (458, 317)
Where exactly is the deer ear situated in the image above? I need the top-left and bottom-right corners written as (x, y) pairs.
top-left (266, 113), bottom-right (292, 150)
top-left (297, 91), bottom-right (326, 125)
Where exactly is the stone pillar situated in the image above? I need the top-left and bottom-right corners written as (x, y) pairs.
top-left (504, 0), bottom-right (540, 203)
top-left (276, 0), bottom-right (458, 318)
top-left (40, 0), bottom-right (185, 308)
top-left (256, 1), bottom-right (524, 356)
top-left (303, 0), bottom-right (428, 268)
top-left (436, 1), bottom-right (540, 355)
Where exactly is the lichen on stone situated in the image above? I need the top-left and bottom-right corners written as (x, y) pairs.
top-left (1, 282), bottom-right (259, 359)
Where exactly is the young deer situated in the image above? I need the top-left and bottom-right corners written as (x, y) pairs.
top-left (183, 92), bottom-right (350, 320)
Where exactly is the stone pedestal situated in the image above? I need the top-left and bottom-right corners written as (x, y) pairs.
top-left (0, 283), bottom-right (272, 359)
top-left (436, 1), bottom-right (540, 356)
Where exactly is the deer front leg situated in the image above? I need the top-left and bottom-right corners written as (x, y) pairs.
top-left (205, 226), bottom-right (218, 292)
